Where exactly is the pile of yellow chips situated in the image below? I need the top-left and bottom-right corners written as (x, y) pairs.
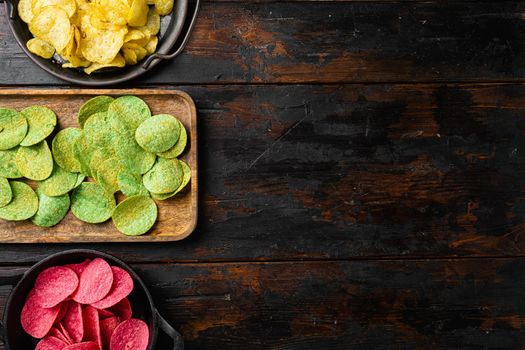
top-left (19, 0), bottom-right (174, 74)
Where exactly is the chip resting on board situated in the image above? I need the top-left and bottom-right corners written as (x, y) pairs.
top-left (135, 114), bottom-right (180, 153)
top-left (71, 183), bottom-right (116, 224)
top-left (52, 128), bottom-right (82, 173)
top-left (0, 181), bottom-right (38, 221)
top-left (16, 141), bottom-right (54, 181)
top-left (39, 164), bottom-right (78, 197)
top-left (19, 106), bottom-right (57, 147)
top-left (31, 189), bottom-right (70, 228)
top-left (112, 195), bottom-right (157, 236)
top-left (0, 177), bottom-right (12, 208)
top-left (0, 148), bottom-right (22, 179)
top-left (0, 108), bottom-right (28, 150)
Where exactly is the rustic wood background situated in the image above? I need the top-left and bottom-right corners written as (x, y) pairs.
top-left (2, 0), bottom-right (525, 348)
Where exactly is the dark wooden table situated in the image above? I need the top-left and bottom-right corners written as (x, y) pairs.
top-left (2, 1), bottom-right (525, 348)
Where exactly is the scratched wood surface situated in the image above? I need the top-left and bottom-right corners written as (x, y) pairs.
top-left (2, 0), bottom-right (525, 348)
top-left (4, 2), bottom-right (525, 84)
top-left (1, 260), bottom-right (525, 350)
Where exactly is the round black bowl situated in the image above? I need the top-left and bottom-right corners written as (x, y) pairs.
top-left (3, 0), bottom-right (200, 86)
top-left (0, 249), bottom-right (184, 350)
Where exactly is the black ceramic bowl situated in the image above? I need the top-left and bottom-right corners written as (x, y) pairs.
top-left (2, 0), bottom-right (200, 86)
top-left (0, 249), bottom-right (184, 350)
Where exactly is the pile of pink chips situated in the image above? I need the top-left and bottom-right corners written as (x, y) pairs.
top-left (21, 258), bottom-right (150, 350)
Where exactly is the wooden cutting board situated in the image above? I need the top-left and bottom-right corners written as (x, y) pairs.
top-left (0, 89), bottom-right (198, 243)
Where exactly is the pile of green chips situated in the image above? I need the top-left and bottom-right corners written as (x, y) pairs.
top-left (0, 95), bottom-right (191, 236)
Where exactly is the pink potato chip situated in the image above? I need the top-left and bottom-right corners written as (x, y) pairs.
top-left (97, 309), bottom-right (115, 320)
top-left (82, 306), bottom-right (103, 350)
top-left (21, 293), bottom-right (61, 338)
top-left (92, 267), bottom-right (133, 309)
top-left (35, 336), bottom-right (68, 350)
top-left (110, 319), bottom-right (149, 350)
top-left (63, 342), bottom-right (100, 350)
top-left (62, 301), bottom-right (84, 343)
top-left (55, 302), bottom-right (69, 324)
top-left (108, 298), bottom-right (132, 320)
top-left (57, 323), bottom-right (75, 345)
top-left (64, 259), bottom-right (91, 278)
top-left (100, 317), bottom-right (120, 349)
top-left (47, 327), bottom-right (72, 345)
top-left (73, 258), bottom-right (113, 304)
top-left (34, 267), bottom-right (79, 308)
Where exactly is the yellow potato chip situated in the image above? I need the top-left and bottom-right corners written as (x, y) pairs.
top-left (75, 0), bottom-right (91, 11)
top-left (81, 26), bottom-right (127, 64)
top-left (79, 11), bottom-right (99, 37)
top-left (135, 45), bottom-right (148, 61)
top-left (60, 29), bottom-right (75, 57)
top-left (144, 36), bottom-right (158, 55)
top-left (29, 7), bottom-right (72, 52)
top-left (124, 29), bottom-right (147, 43)
top-left (18, 0), bottom-right (34, 24)
top-left (27, 38), bottom-right (55, 59)
top-left (73, 25), bottom-right (83, 56)
top-left (62, 55), bottom-right (91, 68)
top-left (85, 54), bottom-right (125, 74)
top-left (153, 0), bottom-right (173, 16)
top-left (90, 6), bottom-right (127, 30)
top-left (33, 0), bottom-right (77, 18)
top-left (122, 47), bottom-right (138, 65)
top-left (127, 36), bottom-right (149, 48)
top-left (136, 8), bottom-right (160, 36)
top-left (127, 0), bottom-right (148, 27)
top-left (23, 0), bottom-right (163, 75)
top-left (93, 0), bottom-right (129, 27)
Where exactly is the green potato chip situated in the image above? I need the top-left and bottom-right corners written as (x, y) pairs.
top-left (52, 127), bottom-right (82, 173)
top-left (157, 120), bottom-right (187, 159)
top-left (108, 96), bottom-right (151, 132)
top-left (74, 174), bottom-right (86, 189)
top-left (0, 177), bottom-right (12, 207)
top-left (0, 181), bottom-right (38, 221)
top-left (115, 129), bottom-right (156, 175)
top-left (135, 114), bottom-right (180, 153)
top-left (19, 106), bottom-right (57, 146)
top-left (0, 108), bottom-right (28, 150)
top-left (71, 182), bottom-right (116, 223)
top-left (16, 141), bottom-right (54, 181)
top-left (0, 148), bottom-right (22, 179)
top-left (143, 157), bottom-right (182, 194)
top-left (31, 189), bottom-right (70, 227)
top-left (112, 195), bottom-right (157, 236)
top-left (90, 147), bottom-right (116, 178)
top-left (84, 112), bottom-right (120, 149)
top-left (39, 164), bottom-right (78, 197)
top-left (117, 171), bottom-right (148, 197)
top-left (73, 134), bottom-right (94, 177)
top-left (151, 159), bottom-right (191, 200)
top-left (96, 158), bottom-right (124, 194)
top-left (78, 95), bottom-right (114, 128)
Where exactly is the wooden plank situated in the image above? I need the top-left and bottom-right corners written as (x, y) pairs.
top-left (1, 259), bottom-right (525, 349)
top-left (0, 83), bottom-right (523, 262)
top-left (3, 2), bottom-right (525, 85)
top-left (0, 89), bottom-right (198, 243)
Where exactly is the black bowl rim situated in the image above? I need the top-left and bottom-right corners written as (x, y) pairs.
top-left (3, 0), bottom-right (190, 86)
top-left (2, 249), bottom-right (160, 350)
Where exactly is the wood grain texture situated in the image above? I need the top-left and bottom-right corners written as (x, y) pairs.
top-left (3, 2), bottom-right (525, 85)
top-left (2, 259), bottom-right (525, 349)
top-left (0, 84), bottom-right (523, 261)
top-left (0, 89), bottom-right (198, 243)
